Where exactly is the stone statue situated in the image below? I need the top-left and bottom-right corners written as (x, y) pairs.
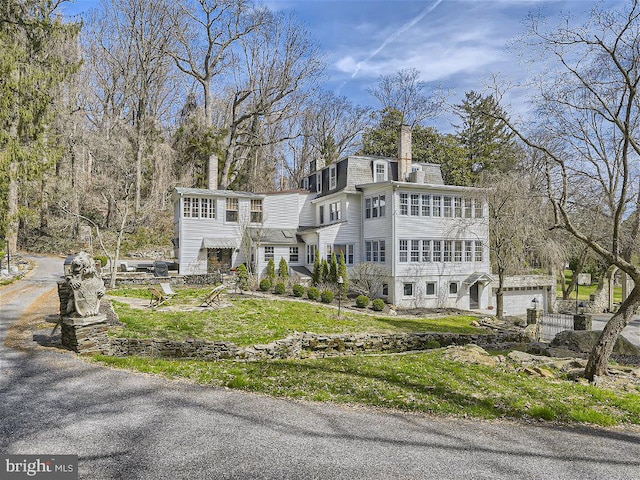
top-left (65, 251), bottom-right (105, 317)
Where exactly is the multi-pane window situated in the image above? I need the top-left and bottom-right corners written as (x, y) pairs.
top-left (329, 165), bottom-right (337, 189)
top-left (379, 195), bottom-right (386, 217)
top-left (473, 198), bottom-right (483, 218)
top-left (464, 198), bottom-right (473, 218)
top-left (426, 282), bottom-right (436, 296)
top-left (454, 240), bottom-right (463, 262)
top-left (433, 240), bottom-right (442, 262)
top-left (365, 240), bottom-right (385, 262)
top-left (465, 241), bottom-right (473, 262)
top-left (226, 198), bottom-right (238, 222)
top-left (333, 244), bottom-right (355, 264)
top-left (192, 197), bottom-right (200, 217)
top-left (454, 197), bottom-right (462, 217)
top-left (443, 196), bottom-right (452, 217)
top-left (201, 198), bottom-right (216, 218)
top-left (410, 194), bottom-right (420, 216)
top-left (399, 240), bottom-right (408, 262)
top-left (475, 242), bottom-right (483, 262)
top-left (411, 240), bottom-right (420, 262)
top-left (289, 246), bottom-right (299, 262)
top-left (264, 246), bottom-right (274, 260)
top-left (372, 196), bottom-right (379, 218)
top-left (306, 244), bottom-right (317, 264)
top-left (365, 195), bottom-right (385, 219)
top-left (422, 240), bottom-right (431, 262)
top-left (421, 195), bottom-right (431, 216)
top-left (251, 199), bottom-right (263, 223)
top-left (365, 198), bottom-right (372, 219)
top-left (183, 197), bottom-right (193, 217)
top-left (443, 240), bottom-right (452, 262)
top-left (374, 161), bottom-right (387, 182)
top-left (329, 201), bottom-right (341, 222)
top-left (400, 193), bottom-right (408, 215)
top-left (432, 196), bottom-right (441, 216)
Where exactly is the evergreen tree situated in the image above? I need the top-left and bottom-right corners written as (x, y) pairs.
top-left (321, 259), bottom-right (330, 284)
top-left (236, 263), bottom-right (249, 291)
top-left (312, 253), bottom-right (322, 286)
top-left (0, 0), bottom-right (81, 248)
top-left (329, 252), bottom-right (338, 284)
top-left (278, 257), bottom-right (289, 280)
top-left (453, 91), bottom-right (520, 183)
top-left (266, 258), bottom-right (276, 280)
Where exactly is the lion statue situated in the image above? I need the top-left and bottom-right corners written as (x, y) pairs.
top-left (65, 251), bottom-right (106, 317)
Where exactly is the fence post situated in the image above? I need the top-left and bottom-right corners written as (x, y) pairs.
top-left (526, 307), bottom-right (542, 325)
top-left (573, 314), bottom-right (592, 331)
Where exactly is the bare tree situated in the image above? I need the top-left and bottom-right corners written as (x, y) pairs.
top-left (367, 68), bottom-right (443, 127)
top-left (492, 1), bottom-right (640, 379)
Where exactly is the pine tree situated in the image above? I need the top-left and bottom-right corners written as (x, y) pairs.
top-left (329, 252), bottom-right (338, 284)
top-left (312, 253), bottom-right (322, 286)
top-left (321, 259), bottom-right (330, 284)
top-left (278, 257), bottom-right (289, 280)
top-left (266, 258), bottom-right (276, 280)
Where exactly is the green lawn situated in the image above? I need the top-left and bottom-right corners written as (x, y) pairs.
top-left (95, 351), bottom-right (640, 426)
top-left (110, 295), bottom-right (482, 345)
top-left (557, 270), bottom-right (623, 302)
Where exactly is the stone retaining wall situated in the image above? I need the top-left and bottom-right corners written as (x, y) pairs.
top-left (107, 330), bottom-right (529, 361)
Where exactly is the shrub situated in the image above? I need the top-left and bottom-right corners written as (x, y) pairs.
top-left (292, 284), bottom-right (305, 297)
top-left (278, 257), bottom-right (289, 280)
top-left (259, 278), bottom-right (272, 291)
top-left (266, 258), bottom-right (276, 280)
top-left (320, 289), bottom-right (334, 304)
top-left (236, 264), bottom-right (249, 291)
top-left (372, 298), bottom-right (385, 311)
top-left (307, 286), bottom-right (320, 300)
top-left (94, 255), bottom-right (108, 267)
top-left (273, 282), bottom-right (286, 295)
top-left (312, 254), bottom-right (322, 285)
top-left (356, 295), bottom-right (370, 308)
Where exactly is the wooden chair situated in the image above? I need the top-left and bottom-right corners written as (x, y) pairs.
top-left (149, 282), bottom-right (176, 308)
top-left (200, 285), bottom-right (226, 307)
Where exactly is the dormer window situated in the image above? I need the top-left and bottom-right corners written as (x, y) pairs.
top-left (374, 161), bottom-right (387, 182)
top-left (329, 165), bottom-right (337, 189)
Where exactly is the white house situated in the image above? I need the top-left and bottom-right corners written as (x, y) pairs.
top-left (173, 126), bottom-right (493, 310)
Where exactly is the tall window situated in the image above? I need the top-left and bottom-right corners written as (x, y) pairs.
top-left (443, 196), bottom-right (452, 217)
top-left (421, 195), bottom-right (431, 216)
top-left (433, 240), bottom-right (442, 262)
top-left (374, 161), bottom-right (387, 182)
top-left (333, 244), bottom-right (355, 264)
top-left (379, 195), bottom-right (386, 217)
top-left (443, 240), bottom-right (452, 262)
top-left (422, 240), bottom-right (431, 262)
top-left (319, 205), bottom-right (325, 224)
top-left (473, 198), bottom-right (483, 218)
top-left (465, 241), bottom-right (473, 262)
top-left (475, 241), bottom-right (483, 262)
top-left (289, 247), bottom-right (299, 262)
top-left (432, 195), bottom-right (441, 216)
top-left (464, 198), bottom-right (473, 218)
top-left (454, 197), bottom-right (462, 217)
top-left (329, 165), bottom-right (337, 189)
top-left (317, 172), bottom-right (322, 192)
top-left (399, 240), bottom-right (408, 262)
top-left (329, 201), bottom-right (342, 222)
top-left (251, 199), bottom-right (263, 223)
top-left (454, 240), bottom-right (463, 262)
top-left (365, 198), bottom-right (371, 219)
top-left (226, 198), bottom-right (238, 222)
top-left (400, 193), bottom-right (408, 215)
top-left (183, 197), bottom-right (193, 218)
top-left (306, 244), bottom-right (317, 264)
top-left (411, 194), bottom-right (420, 216)
top-left (192, 197), bottom-right (200, 217)
top-left (411, 240), bottom-right (420, 262)
top-left (264, 246), bottom-right (274, 260)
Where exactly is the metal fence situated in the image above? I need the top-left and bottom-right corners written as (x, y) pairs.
top-left (538, 313), bottom-right (574, 342)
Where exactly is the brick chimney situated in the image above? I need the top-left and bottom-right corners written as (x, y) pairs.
top-left (207, 154), bottom-right (218, 190)
top-left (398, 125), bottom-right (412, 182)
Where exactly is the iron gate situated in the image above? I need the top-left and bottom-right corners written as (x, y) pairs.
top-left (538, 313), bottom-right (574, 342)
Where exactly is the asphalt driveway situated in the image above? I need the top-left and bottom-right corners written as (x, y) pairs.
top-left (1, 256), bottom-right (639, 479)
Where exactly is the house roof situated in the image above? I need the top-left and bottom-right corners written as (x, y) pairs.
top-left (249, 228), bottom-right (303, 245)
top-left (463, 272), bottom-right (494, 285)
top-left (174, 187), bottom-right (264, 198)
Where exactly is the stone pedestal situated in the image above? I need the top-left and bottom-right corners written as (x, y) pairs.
top-left (573, 314), bottom-right (592, 331)
top-left (61, 314), bottom-right (110, 354)
top-left (526, 308), bottom-right (543, 325)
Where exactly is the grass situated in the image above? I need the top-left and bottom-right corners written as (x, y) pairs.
top-left (110, 295), bottom-right (482, 345)
top-left (557, 270), bottom-right (623, 302)
top-left (94, 351), bottom-right (640, 427)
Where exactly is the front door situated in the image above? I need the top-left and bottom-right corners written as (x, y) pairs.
top-left (470, 282), bottom-right (479, 309)
top-left (207, 248), bottom-right (232, 273)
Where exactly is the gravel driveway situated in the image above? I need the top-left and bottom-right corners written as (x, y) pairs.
top-left (1, 256), bottom-right (639, 479)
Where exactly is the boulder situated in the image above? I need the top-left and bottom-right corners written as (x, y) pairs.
top-left (550, 330), bottom-right (640, 356)
top-left (442, 344), bottom-right (498, 366)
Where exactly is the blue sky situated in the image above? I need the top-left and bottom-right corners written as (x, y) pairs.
top-left (62, 0), bottom-right (625, 132)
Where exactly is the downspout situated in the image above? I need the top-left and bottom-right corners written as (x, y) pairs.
top-left (391, 184), bottom-right (397, 305)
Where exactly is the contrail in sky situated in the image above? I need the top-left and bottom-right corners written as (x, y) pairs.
top-left (351, 0), bottom-right (444, 79)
